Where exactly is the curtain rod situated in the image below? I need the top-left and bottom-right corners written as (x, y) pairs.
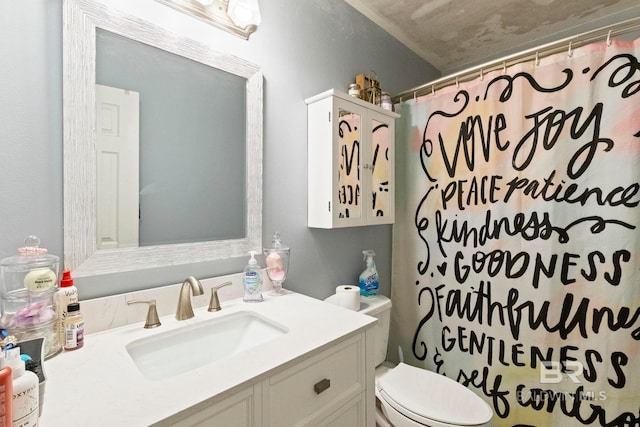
top-left (393, 16), bottom-right (640, 103)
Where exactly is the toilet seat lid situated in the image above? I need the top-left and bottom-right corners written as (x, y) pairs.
top-left (377, 363), bottom-right (493, 426)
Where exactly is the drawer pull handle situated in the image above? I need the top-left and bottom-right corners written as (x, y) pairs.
top-left (314, 378), bottom-right (331, 394)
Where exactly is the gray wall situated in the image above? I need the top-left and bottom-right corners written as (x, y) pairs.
top-left (0, 0), bottom-right (439, 300)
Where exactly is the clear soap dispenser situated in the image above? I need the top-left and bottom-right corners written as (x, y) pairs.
top-left (243, 251), bottom-right (263, 303)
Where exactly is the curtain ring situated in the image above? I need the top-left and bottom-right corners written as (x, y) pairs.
top-left (606, 30), bottom-right (612, 46)
top-left (480, 68), bottom-right (484, 81)
top-left (568, 41), bottom-right (573, 57)
top-left (535, 51), bottom-right (540, 66)
top-left (431, 85), bottom-right (435, 95)
top-left (455, 77), bottom-right (459, 88)
top-left (414, 91), bottom-right (417, 103)
top-left (503, 61), bottom-right (507, 74)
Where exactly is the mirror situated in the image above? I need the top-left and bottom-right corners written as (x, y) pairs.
top-left (63, 0), bottom-right (263, 277)
top-left (95, 28), bottom-right (248, 249)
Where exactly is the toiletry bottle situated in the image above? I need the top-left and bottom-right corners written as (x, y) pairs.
top-left (243, 251), bottom-right (263, 303)
top-left (6, 348), bottom-right (38, 427)
top-left (358, 250), bottom-right (379, 297)
top-left (64, 302), bottom-right (84, 351)
top-left (55, 269), bottom-right (78, 345)
top-left (0, 352), bottom-right (12, 427)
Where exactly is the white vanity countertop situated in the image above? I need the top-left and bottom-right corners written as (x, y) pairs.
top-left (39, 292), bottom-right (375, 426)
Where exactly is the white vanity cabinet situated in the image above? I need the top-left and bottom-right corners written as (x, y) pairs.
top-left (263, 334), bottom-right (368, 426)
top-left (306, 89), bottom-right (400, 228)
top-left (168, 384), bottom-right (260, 426)
top-left (40, 293), bottom-right (376, 427)
top-left (168, 333), bottom-right (372, 427)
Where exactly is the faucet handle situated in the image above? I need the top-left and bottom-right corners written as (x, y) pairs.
top-left (127, 299), bottom-right (162, 329)
top-left (208, 282), bottom-right (232, 312)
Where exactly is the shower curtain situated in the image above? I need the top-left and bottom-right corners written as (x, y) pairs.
top-left (391, 37), bottom-right (639, 426)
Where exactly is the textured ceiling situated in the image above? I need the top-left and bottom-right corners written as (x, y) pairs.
top-left (344, 0), bottom-right (640, 73)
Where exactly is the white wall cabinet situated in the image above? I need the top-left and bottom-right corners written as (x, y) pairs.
top-left (306, 89), bottom-right (400, 228)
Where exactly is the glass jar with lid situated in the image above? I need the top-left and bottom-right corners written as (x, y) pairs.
top-left (348, 83), bottom-right (361, 98)
top-left (0, 236), bottom-right (61, 359)
top-left (381, 92), bottom-right (393, 111)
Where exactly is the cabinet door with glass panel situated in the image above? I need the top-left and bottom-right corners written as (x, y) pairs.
top-left (306, 89), bottom-right (399, 228)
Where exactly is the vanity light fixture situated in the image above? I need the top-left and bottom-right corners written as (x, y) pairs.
top-left (153, 0), bottom-right (260, 39)
top-left (227, 0), bottom-right (261, 29)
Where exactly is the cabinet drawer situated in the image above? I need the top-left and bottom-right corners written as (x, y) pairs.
top-left (167, 384), bottom-right (258, 427)
top-left (266, 336), bottom-right (364, 426)
top-left (316, 393), bottom-right (364, 427)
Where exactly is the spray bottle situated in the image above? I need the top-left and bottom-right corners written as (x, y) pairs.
top-left (358, 250), bottom-right (379, 297)
top-left (55, 270), bottom-right (78, 347)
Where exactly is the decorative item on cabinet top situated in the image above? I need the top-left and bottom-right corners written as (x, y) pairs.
top-left (351, 72), bottom-right (383, 106)
top-left (305, 89), bottom-right (400, 229)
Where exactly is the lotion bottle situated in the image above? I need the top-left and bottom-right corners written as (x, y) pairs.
top-left (6, 348), bottom-right (38, 427)
top-left (243, 251), bottom-right (263, 303)
top-left (0, 351), bottom-right (12, 427)
top-left (55, 270), bottom-right (78, 345)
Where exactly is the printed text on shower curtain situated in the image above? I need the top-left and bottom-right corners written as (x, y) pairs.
top-left (391, 39), bottom-right (640, 427)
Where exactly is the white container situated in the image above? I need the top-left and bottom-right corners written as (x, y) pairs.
top-left (7, 348), bottom-right (39, 427)
top-left (19, 338), bottom-right (47, 418)
top-left (380, 92), bottom-right (393, 111)
top-left (348, 83), bottom-right (361, 98)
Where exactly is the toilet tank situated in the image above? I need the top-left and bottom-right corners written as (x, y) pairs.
top-left (324, 293), bottom-right (392, 367)
top-left (359, 295), bottom-right (392, 367)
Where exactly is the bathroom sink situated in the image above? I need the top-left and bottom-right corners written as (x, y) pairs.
top-left (125, 311), bottom-right (288, 381)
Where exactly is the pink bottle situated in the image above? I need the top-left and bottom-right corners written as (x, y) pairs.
top-left (0, 351), bottom-right (12, 427)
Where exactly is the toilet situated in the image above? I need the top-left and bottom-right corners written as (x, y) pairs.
top-left (326, 294), bottom-right (493, 427)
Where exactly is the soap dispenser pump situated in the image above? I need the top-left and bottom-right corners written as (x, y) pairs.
top-left (243, 251), bottom-right (263, 303)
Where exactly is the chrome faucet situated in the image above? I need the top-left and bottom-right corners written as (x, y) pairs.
top-left (176, 276), bottom-right (204, 320)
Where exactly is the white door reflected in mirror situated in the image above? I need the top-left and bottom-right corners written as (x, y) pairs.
top-left (96, 84), bottom-right (140, 250)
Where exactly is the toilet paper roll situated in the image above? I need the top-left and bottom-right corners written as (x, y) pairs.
top-left (335, 285), bottom-right (360, 311)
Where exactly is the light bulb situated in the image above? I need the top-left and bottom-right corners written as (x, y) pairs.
top-left (227, 0), bottom-right (261, 28)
